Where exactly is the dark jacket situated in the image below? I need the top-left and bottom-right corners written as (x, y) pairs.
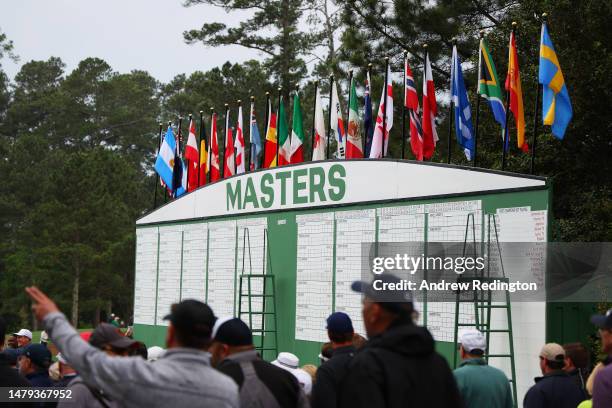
top-left (339, 318), bottom-right (462, 408)
top-left (217, 349), bottom-right (304, 408)
top-left (0, 352), bottom-right (30, 387)
top-left (311, 345), bottom-right (355, 408)
top-left (25, 371), bottom-right (54, 387)
top-left (523, 370), bottom-right (585, 408)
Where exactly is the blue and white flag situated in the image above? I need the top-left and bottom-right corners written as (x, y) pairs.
top-left (451, 45), bottom-right (475, 160)
top-left (155, 127), bottom-right (177, 189)
top-left (249, 101), bottom-right (262, 170)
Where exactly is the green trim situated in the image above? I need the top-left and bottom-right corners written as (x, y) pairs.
top-left (331, 218), bottom-right (337, 312)
top-left (179, 230), bottom-right (184, 300)
top-left (233, 224), bottom-right (239, 316)
top-left (153, 228), bottom-right (161, 325)
top-left (205, 228), bottom-right (210, 303)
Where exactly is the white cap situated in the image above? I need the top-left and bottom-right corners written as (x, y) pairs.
top-left (147, 346), bottom-right (165, 362)
top-left (459, 329), bottom-right (486, 353)
top-left (271, 353), bottom-right (312, 395)
top-left (13, 329), bottom-right (33, 339)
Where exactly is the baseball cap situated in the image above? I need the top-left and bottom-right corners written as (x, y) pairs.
top-left (540, 343), bottom-right (565, 362)
top-left (21, 344), bottom-right (52, 368)
top-left (591, 309), bottom-right (612, 330)
top-left (89, 323), bottom-right (137, 350)
top-left (459, 329), bottom-right (486, 354)
top-left (351, 274), bottom-right (414, 315)
top-left (212, 317), bottom-right (253, 346)
top-left (147, 346), bottom-right (165, 362)
top-left (13, 329), bottom-right (33, 339)
top-left (163, 299), bottom-right (216, 339)
top-left (326, 312), bottom-right (354, 334)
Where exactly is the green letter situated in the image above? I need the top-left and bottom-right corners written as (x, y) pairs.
top-left (260, 173), bottom-right (275, 208)
top-left (242, 177), bottom-right (260, 209)
top-left (226, 180), bottom-right (242, 211)
top-left (309, 167), bottom-right (327, 203)
top-left (327, 164), bottom-right (346, 201)
top-left (292, 169), bottom-right (308, 204)
top-left (275, 171), bottom-right (291, 205)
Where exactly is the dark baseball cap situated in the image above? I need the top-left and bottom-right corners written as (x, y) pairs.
top-left (163, 299), bottom-right (216, 339)
top-left (20, 344), bottom-right (52, 368)
top-left (351, 273), bottom-right (414, 315)
top-left (326, 312), bottom-right (354, 334)
top-left (89, 323), bottom-right (137, 350)
top-left (591, 309), bottom-right (612, 330)
top-left (212, 317), bottom-right (253, 346)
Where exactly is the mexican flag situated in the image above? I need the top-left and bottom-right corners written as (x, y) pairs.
top-left (290, 92), bottom-right (304, 163)
top-left (346, 78), bottom-right (363, 158)
top-left (277, 97), bottom-right (290, 166)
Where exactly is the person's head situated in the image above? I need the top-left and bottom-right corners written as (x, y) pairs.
top-left (0, 316), bottom-right (6, 351)
top-left (7, 335), bottom-right (18, 349)
top-left (163, 299), bottom-right (216, 351)
top-left (129, 341), bottom-right (148, 359)
top-left (319, 342), bottom-right (333, 364)
top-left (18, 343), bottom-right (51, 376)
top-left (56, 353), bottom-right (76, 377)
top-left (272, 352), bottom-right (313, 395)
top-left (539, 343), bottom-right (566, 374)
top-left (13, 329), bottom-right (33, 348)
top-left (209, 317), bottom-right (254, 367)
top-left (563, 342), bottom-right (590, 372)
top-left (326, 312), bottom-right (354, 347)
top-left (351, 275), bottom-right (414, 338)
top-left (89, 323), bottom-right (137, 356)
top-left (459, 329), bottom-right (486, 359)
top-left (147, 346), bottom-right (165, 362)
top-left (352, 333), bottom-right (367, 349)
top-left (591, 309), bottom-right (612, 354)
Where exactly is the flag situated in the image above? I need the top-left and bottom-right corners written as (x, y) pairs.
top-left (249, 101), bottom-right (262, 170)
top-left (155, 127), bottom-right (177, 190)
top-left (405, 57), bottom-right (424, 161)
top-left (363, 72), bottom-right (374, 158)
top-left (235, 105), bottom-right (245, 174)
top-left (312, 86), bottom-right (327, 161)
top-left (369, 64), bottom-right (393, 158)
top-left (451, 45), bottom-right (475, 160)
top-left (185, 118), bottom-right (200, 192)
top-left (208, 113), bottom-right (221, 182)
top-left (223, 113), bottom-right (235, 178)
top-left (346, 77), bottom-right (363, 158)
top-left (506, 30), bottom-right (528, 152)
top-left (539, 22), bottom-right (572, 139)
top-left (199, 125), bottom-right (207, 186)
top-left (422, 52), bottom-right (438, 159)
top-left (277, 97), bottom-right (290, 166)
top-left (263, 100), bottom-right (277, 168)
top-left (478, 37), bottom-right (507, 149)
top-left (330, 81), bottom-right (346, 159)
top-left (172, 125), bottom-right (186, 198)
top-left (290, 92), bottom-right (305, 163)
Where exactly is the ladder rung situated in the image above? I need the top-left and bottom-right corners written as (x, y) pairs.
top-left (240, 311), bottom-right (276, 315)
top-left (476, 305), bottom-right (509, 309)
top-left (251, 329), bottom-right (277, 333)
top-left (486, 354), bottom-right (513, 358)
top-left (485, 329), bottom-right (511, 333)
top-left (245, 294), bottom-right (274, 297)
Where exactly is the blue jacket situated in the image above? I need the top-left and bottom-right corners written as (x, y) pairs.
top-left (524, 370), bottom-right (585, 408)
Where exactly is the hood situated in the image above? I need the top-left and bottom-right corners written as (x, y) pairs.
top-left (368, 319), bottom-right (435, 357)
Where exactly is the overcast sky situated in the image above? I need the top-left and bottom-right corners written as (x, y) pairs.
top-left (0, 0), bottom-right (262, 83)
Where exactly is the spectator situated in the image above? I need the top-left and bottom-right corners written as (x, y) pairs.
top-left (301, 364), bottom-right (317, 384)
top-left (40, 331), bottom-right (49, 346)
top-left (453, 329), bottom-right (513, 408)
top-left (18, 344), bottom-right (53, 387)
top-left (7, 334), bottom-right (19, 349)
top-left (26, 286), bottom-right (239, 408)
top-left (272, 352), bottom-right (313, 397)
top-left (147, 346), bottom-right (165, 362)
top-left (563, 342), bottom-right (590, 398)
top-left (209, 317), bottom-right (307, 408)
top-left (108, 313), bottom-right (115, 323)
top-left (54, 353), bottom-right (77, 388)
top-left (129, 341), bottom-right (148, 359)
top-left (339, 274), bottom-right (462, 408)
top-left (0, 316), bottom-right (30, 387)
top-left (352, 333), bottom-right (367, 349)
top-left (318, 342), bottom-right (332, 365)
top-left (590, 308), bottom-right (612, 407)
top-left (523, 343), bottom-right (585, 408)
top-left (14, 329), bottom-right (33, 348)
top-left (111, 317), bottom-right (120, 328)
top-left (312, 311), bottom-right (357, 408)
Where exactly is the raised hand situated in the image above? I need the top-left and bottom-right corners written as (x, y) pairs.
top-left (25, 286), bottom-right (60, 321)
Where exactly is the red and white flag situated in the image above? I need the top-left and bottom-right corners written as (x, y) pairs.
top-left (405, 57), bottom-right (424, 161)
top-left (208, 113), bottom-right (220, 182)
top-left (312, 87), bottom-right (327, 161)
top-left (422, 52), bottom-right (438, 159)
top-left (234, 105), bottom-right (245, 174)
top-left (369, 64), bottom-right (394, 158)
top-left (223, 112), bottom-right (235, 178)
top-left (184, 118), bottom-right (200, 191)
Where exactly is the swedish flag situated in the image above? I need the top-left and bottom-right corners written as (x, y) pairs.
top-left (539, 22), bottom-right (572, 139)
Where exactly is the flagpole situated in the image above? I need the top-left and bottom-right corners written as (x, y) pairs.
top-left (402, 51), bottom-right (407, 160)
top-left (311, 80), bottom-right (318, 161)
top-left (175, 116), bottom-right (183, 198)
top-left (198, 110), bottom-right (204, 185)
top-left (165, 120), bottom-right (171, 203)
top-left (365, 63), bottom-right (372, 156)
top-left (346, 70), bottom-right (353, 159)
top-left (276, 87), bottom-right (282, 164)
top-left (326, 75), bottom-right (333, 159)
top-left (382, 56), bottom-right (389, 158)
top-left (474, 31), bottom-right (484, 167)
top-left (187, 113), bottom-right (192, 190)
top-left (222, 103), bottom-right (229, 178)
top-left (208, 107), bottom-right (214, 184)
top-left (501, 22), bottom-right (516, 171)
top-left (531, 13), bottom-right (546, 175)
top-left (447, 40), bottom-right (456, 164)
top-left (246, 96), bottom-right (252, 171)
top-left (153, 122), bottom-right (162, 209)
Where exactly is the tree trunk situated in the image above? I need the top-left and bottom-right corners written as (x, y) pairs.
top-left (71, 262), bottom-right (80, 327)
top-left (94, 303), bottom-right (100, 327)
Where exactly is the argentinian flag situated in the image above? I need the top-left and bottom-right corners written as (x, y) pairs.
top-left (155, 127), bottom-right (177, 189)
